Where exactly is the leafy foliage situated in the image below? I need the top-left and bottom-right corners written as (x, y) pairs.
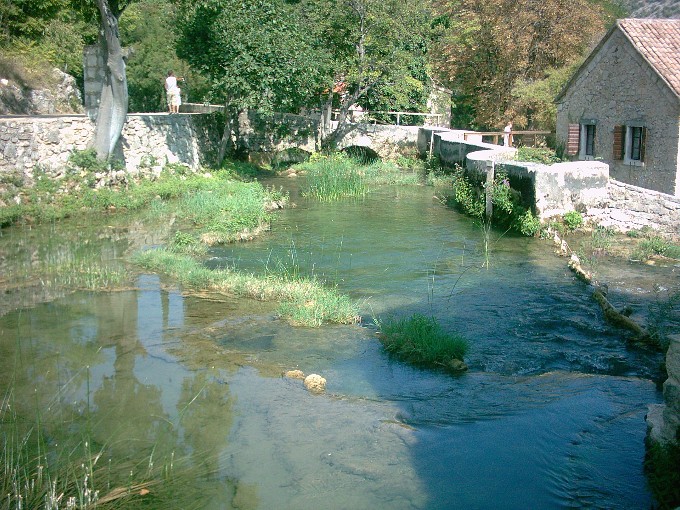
top-left (120, 0), bottom-right (207, 112)
top-left (176, 0), bottom-right (330, 113)
top-left (562, 211), bottom-right (584, 231)
top-left (447, 168), bottom-right (541, 236)
top-left (431, 0), bottom-right (610, 130)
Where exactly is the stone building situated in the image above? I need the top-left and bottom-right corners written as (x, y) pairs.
top-left (555, 19), bottom-right (680, 197)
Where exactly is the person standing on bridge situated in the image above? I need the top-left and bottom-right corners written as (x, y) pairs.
top-left (164, 71), bottom-right (182, 114)
top-left (503, 121), bottom-right (513, 147)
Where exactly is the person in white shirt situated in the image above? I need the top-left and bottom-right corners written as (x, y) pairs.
top-left (164, 71), bottom-right (181, 114)
top-left (503, 121), bottom-right (513, 147)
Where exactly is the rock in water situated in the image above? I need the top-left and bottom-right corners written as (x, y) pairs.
top-left (284, 369), bottom-right (305, 379)
top-left (304, 374), bottom-right (326, 393)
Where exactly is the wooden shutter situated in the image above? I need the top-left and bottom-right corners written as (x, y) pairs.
top-left (613, 125), bottom-right (625, 160)
top-left (566, 124), bottom-right (580, 156)
top-left (639, 127), bottom-right (647, 162)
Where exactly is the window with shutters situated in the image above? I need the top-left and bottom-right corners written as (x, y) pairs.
top-left (579, 124), bottom-right (596, 160)
top-left (623, 124), bottom-right (647, 166)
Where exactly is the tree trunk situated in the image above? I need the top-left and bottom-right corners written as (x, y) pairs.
top-left (217, 103), bottom-right (239, 165)
top-left (93, 0), bottom-right (128, 161)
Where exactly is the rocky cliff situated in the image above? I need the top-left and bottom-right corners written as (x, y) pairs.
top-left (0, 67), bottom-right (83, 116)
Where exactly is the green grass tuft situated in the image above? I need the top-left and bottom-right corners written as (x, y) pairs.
top-left (377, 313), bottom-right (468, 371)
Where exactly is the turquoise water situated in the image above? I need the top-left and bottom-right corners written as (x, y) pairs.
top-left (0, 180), bottom-right (674, 509)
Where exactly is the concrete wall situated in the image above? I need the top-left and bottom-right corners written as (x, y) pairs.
top-left (556, 28), bottom-right (680, 196)
top-left (0, 113), bottom-right (221, 182)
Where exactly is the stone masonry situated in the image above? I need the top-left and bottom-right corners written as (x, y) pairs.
top-left (0, 113), bottom-right (222, 183)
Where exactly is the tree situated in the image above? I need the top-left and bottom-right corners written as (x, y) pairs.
top-left (120, 0), bottom-right (210, 113)
top-left (431, 0), bottom-right (608, 130)
top-left (301, 0), bottom-right (434, 147)
top-left (176, 0), bottom-right (435, 157)
top-left (92, 0), bottom-right (130, 160)
top-left (176, 0), bottom-right (330, 160)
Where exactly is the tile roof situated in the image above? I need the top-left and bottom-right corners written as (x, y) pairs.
top-left (618, 18), bottom-right (680, 98)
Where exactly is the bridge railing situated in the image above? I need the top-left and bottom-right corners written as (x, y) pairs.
top-left (332, 109), bottom-right (446, 127)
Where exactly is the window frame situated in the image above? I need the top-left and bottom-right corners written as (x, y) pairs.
top-left (624, 124), bottom-right (646, 166)
top-left (579, 123), bottom-right (596, 160)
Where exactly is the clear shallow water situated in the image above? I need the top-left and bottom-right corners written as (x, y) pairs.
top-left (0, 180), bottom-right (675, 509)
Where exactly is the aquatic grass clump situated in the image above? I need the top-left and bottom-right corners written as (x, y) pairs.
top-left (178, 181), bottom-right (276, 243)
top-left (133, 249), bottom-right (360, 327)
top-left (300, 154), bottom-right (368, 201)
top-left (377, 313), bottom-right (468, 372)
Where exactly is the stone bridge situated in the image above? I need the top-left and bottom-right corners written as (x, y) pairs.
top-left (234, 109), bottom-right (422, 164)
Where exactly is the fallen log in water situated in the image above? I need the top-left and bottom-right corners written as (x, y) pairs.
top-left (567, 252), bottom-right (657, 347)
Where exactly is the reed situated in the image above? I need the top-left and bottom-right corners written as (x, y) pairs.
top-left (299, 153), bottom-right (425, 201)
top-left (133, 249), bottom-right (360, 327)
top-left (1, 387), bottom-right (229, 510)
top-left (377, 313), bottom-right (468, 370)
top-left (300, 154), bottom-right (368, 201)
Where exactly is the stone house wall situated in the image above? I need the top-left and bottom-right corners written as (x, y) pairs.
top-left (556, 28), bottom-right (680, 197)
top-left (0, 113), bottom-right (221, 183)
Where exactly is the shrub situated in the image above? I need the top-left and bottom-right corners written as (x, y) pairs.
top-left (378, 313), bottom-right (468, 371)
top-left (448, 169), bottom-right (540, 236)
top-left (563, 211), bottom-right (584, 231)
top-left (514, 209), bottom-right (541, 237)
top-left (515, 147), bottom-right (563, 164)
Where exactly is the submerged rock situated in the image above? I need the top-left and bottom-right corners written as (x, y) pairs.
top-left (445, 359), bottom-right (468, 373)
top-left (284, 369), bottom-right (305, 379)
top-left (304, 373), bottom-right (327, 393)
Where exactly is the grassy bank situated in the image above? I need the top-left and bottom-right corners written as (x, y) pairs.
top-left (377, 313), bottom-right (468, 372)
top-left (134, 249), bottom-right (360, 327)
top-left (0, 157), bottom-right (281, 231)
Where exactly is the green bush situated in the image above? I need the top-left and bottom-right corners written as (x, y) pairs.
top-left (514, 209), bottom-right (541, 237)
top-left (563, 211), bottom-right (583, 231)
top-left (448, 169), bottom-right (540, 236)
top-left (515, 147), bottom-right (563, 164)
top-left (378, 313), bottom-right (468, 371)
top-left (68, 149), bottom-right (108, 173)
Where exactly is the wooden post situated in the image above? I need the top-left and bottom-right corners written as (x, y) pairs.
top-left (485, 159), bottom-right (495, 218)
top-left (429, 130), bottom-right (435, 158)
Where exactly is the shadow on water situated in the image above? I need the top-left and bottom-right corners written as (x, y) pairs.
top-left (0, 178), bottom-right (676, 509)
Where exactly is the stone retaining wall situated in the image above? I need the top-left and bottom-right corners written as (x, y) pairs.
top-left (0, 113), bottom-right (222, 183)
top-left (591, 180), bottom-right (680, 237)
top-left (647, 334), bottom-right (680, 445)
